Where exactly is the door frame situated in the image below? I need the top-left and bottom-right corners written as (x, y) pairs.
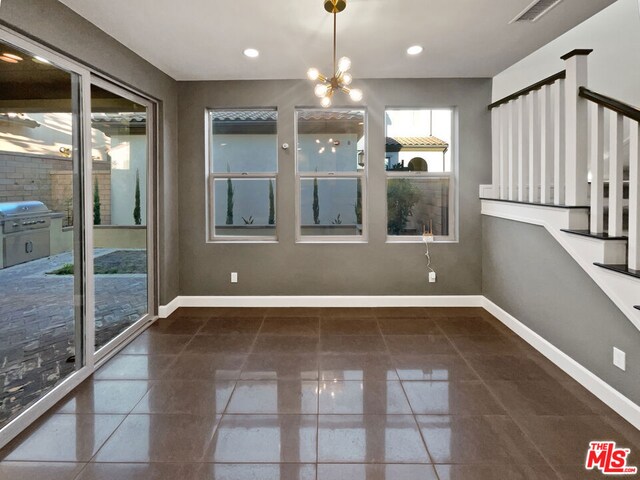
top-left (89, 75), bottom-right (158, 365)
top-left (0, 25), bottom-right (159, 449)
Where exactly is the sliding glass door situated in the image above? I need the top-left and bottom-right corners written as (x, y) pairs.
top-left (0, 28), bottom-right (156, 443)
top-left (0, 38), bottom-right (85, 430)
top-left (90, 79), bottom-right (154, 356)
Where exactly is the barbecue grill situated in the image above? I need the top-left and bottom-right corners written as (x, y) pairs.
top-left (0, 201), bottom-right (52, 268)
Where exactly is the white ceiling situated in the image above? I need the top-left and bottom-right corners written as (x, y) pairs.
top-left (58, 0), bottom-right (616, 81)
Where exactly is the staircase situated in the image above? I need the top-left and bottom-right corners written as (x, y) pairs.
top-left (481, 49), bottom-right (640, 329)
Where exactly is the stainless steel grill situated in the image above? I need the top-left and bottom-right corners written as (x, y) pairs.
top-left (0, 201), bottom-right (52, 268)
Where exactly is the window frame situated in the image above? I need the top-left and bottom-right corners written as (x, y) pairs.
top-left (294, 107), bottom-right (368, 244)
top-left (206, 107), bottom-right (279, 243)
top-left (384, 107), bottom-right (458, 243)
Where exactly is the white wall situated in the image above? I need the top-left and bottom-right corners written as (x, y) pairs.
top-left (492, 0), bottom-right (640, 108)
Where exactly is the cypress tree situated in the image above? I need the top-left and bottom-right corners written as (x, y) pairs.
top-left (268, 179), bottom-right (275, 225)
top-left (93, 182), bottom-right (101, 225)
top-left (313, 173), bottom-right (320, 225)
top-left (133, 169), bottom-right (141, 225)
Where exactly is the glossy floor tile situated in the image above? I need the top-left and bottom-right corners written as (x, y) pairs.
top-left (416, 415), bottom-right (547, 465)
top-left (318, 380), bottom-right (412, 414)
top-left (163, 354), bottom-right (245, 380)
top-left (2, 414), bottom-right (125, 462)
top-left (207, 414), bottom-right (317, 463)
top-left (93, 354), bottom-right (176, 380)
top-left (2, 307), bottom-right (637, 479)
top-left (55, 380), bottom-right (150, 414)
top-left (120, 332), bottom-right (192, 355)
top-left (132, 380), bottom-right (235, 415)
top-left (0, 461), bottom-right (85, 480)
top-left (403, 380), bottom-right (506, 415)
top-left (392, 354), bottom-right (479, 381)
top-left (198, 316), bottom-right (264, 335)
top-left (75, 462), bottom-right (201, 480)
top-left (226, 380), bottom-right (318, 414)
top-left (94, 414), bottom-right (221, 462)
top-left (318, 414), bottom-right (430, 463)
top-left (318, 463), bottom-right (438, 480)
top-left (320, 316), bottom-right (381, 335)
top-left (240, 353), bottom-right (318, 380)
top-left (319, 354), bottom-right (398, 381)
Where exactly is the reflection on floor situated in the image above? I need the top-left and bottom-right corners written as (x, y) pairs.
top-left (1, 307), bottom-right (639, 480)
top-left (0, 249), bottom-right (147, 427)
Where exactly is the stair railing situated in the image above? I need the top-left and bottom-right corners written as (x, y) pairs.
top-left (581, 87), bottom-right (640, 270)
top-left (485, 49), bottom-right (640, 272)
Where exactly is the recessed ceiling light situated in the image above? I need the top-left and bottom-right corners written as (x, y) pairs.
top-left (33, 56), bottom-right (51, 64)
top-left (407, 45), bottom-right (424, 56)
top-left (3, 53), bottom-right (23, 61)
top-left (243, 48), bottom-right (259, 58)
top-left (0, 55), bottom-right (18, 64)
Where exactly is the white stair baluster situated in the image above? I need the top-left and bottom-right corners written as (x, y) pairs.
top-left (491, 108), bottom-right (500, 199)
top-left (553, 80), bottom-right (565, 205)
top-left (518, 96), bottom-right (529, 202)
top-left (528, 90), bottom-right (541, 203)
top-left (608, 111), bottom-right (624, 237)
top-left (589, 104), bottom-right (605, 234)
top-left (500, 105), bottom-right (509, 199)
top-left (540, 84), bottom-right (553, 204)
top-left (509, 100), bottom-right (518, 200)
top-left (629, 120), bottom-right (640, 271)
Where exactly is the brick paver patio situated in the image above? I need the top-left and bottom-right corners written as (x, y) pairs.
top-left (0, 249), bottom-right (147, 427)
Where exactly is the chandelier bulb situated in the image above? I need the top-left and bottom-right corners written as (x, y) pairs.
top-left (307, 68), bottom-right (320, 81)
top-left (338, 56), bottom-right (351, 73)
top-left (342, 72), bottom-right (353, 86)
top-left (315, 83), bottom-right (329, 98)
top-left (320, 96), bottom-right (332, 108)
top-left (349, 88), bottom-right (363, 102)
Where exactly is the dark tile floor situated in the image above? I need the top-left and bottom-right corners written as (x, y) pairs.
top-left (1, 307), bottom-right (639, 480)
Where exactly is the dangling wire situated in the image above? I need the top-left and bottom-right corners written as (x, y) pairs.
top-left (423, 222), bottom-right (435, 277)
top-left (425, 240), bottom-right (435, 275)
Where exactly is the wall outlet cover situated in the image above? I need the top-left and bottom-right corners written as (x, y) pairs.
top-left (613, 347), bottom-right (626, 371)
top-left (429, 271), bottom-right (437, 283)
top-left (231, 272), bottom-right (238, 283)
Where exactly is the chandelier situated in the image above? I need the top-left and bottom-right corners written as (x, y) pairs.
top-left (307, 0), bottom-right (363, 108)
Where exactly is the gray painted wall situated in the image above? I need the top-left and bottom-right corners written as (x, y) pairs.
top-left (178, 79), bottom-right (492, 296)
top-left (0, 0), bottom-right (180, 304)
top-left (483, 216), bottom-right (640, 403)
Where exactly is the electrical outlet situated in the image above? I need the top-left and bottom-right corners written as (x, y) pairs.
top-left (429, 271), bottom-right (436, 283)
top-left (613, 347), bottom-right (626, 371)
top-left (231, 272), bottom-right (238, 284)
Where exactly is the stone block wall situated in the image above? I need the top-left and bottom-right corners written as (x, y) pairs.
top-left (0, 152), bottom-right (111, 226)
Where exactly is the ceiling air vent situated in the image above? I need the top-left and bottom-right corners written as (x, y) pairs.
top-left (511, 0), bottom-right (563, 23)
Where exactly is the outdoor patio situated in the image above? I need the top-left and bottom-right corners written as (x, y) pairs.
top-left (0, 249), bottom-right (147, 427)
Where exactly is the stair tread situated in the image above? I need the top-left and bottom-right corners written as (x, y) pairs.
top-left (561, 229), bottom-right (628, 241)
top-left (594, 263), bottom-right (640, 280)
top-left (480, 198), bottom-right (590, 209)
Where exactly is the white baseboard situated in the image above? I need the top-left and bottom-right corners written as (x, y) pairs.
top-left (483, 297), bottom-right (640, 431)
top-left (158, 295), bottom-right (485, 318)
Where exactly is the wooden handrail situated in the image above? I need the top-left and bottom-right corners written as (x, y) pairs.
top-left (579, 87), bottom-right (640, 122)
top-left (488, 70), bottom-right (566, 110)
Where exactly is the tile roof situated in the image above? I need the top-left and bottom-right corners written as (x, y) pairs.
top-left (210, 110), bottom-right (363, 122)
top-left (92, 113), bottom-right (147, 123)
top-left (386, 136), bottom-right (449, 150)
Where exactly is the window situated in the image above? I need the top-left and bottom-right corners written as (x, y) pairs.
top-left (296, 109), bottom-right (366, 241)
top-left (385, 108), bottom-right (456, 240)
top-left (207, 109), bottom-right (278, 241)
